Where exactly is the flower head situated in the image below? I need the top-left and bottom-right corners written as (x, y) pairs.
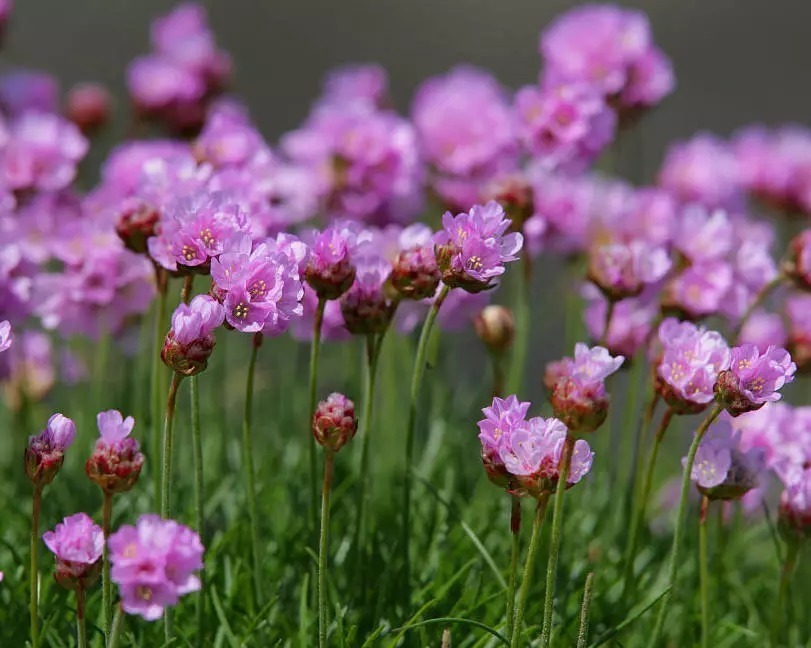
top-left (0, 319), bottom-right (11, 353)
top-left (390, 225), bottom-right (440, 300)
top-left (474, 305), bottom-right (515, 355)
top-left (25, 413), bottom-right (76, 487)
top-left (587, 238), bottom-right (671, 300)
top-left (109, 514), bottom-right (204, 620)
top-left (779, 469), bottom-right (811, 541)
top-left (339, 256), bottom-right (393, 335)
top-left (162, 295), bottom-right (224, 376)
top-left (786, 294), bottom-right (811, 372)
top-left (43, 513), bottom-right (104, 591)
top-left (303, 221), bottom-right (363, 300)
top-left (313, 393), bottom-right (357, 453)
top-left (86, 410), bottom-right (144, 494)
top-left (715, 345), bottom-right (796, 416)
top-left (784, 229), bottom-right (811, 291)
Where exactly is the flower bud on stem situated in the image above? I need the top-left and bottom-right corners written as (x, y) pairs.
top-left (29, 484), bottom-right (42, 648)
top-left (242, 333), bottom-right (263, 606)
top-left (102, 491), bottom-right (113, 645)
top-left (308, 297), bottom-right (326, 529)
top-left (505, 496), bottom-right (522, 641)
top-left (318, 449), bottom-right (335, 648)
top-left (699, 496), bottom-right (711, 648)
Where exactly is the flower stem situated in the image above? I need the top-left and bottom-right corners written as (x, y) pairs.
top-left (355, 334), bottom-right (379, 567)
top-left (600, 299), bottom-right (615, 347)
top-left (243, 334), bottom-right (263, 606)
top-left (505, 496), bottom-right (522, 642)
top-left (151, 272), bottom-right (168, 514)
top-left (161, 371), bottom-right (183, 644)
top-left (309, 297), bottom-right (327, 528)
top-left (622, 407), bottom-right (673, 598)
top-left (649, 404), bottom-right (722, 647)
top-left (510, 494), bottom-right (550, 648)
top-left (30, 485), bottom-right (42, 648)
top-left (770, 540), bottom-right (800, 646)
top-left (190, 373), bottom-right (205, 645)
top-left (76, 587), bottom-right (87, 648)
top-left (402, 284), bottom-right (450, 592)
top-left (733, 274), bottom-right (783, 341)
top-left (492, 352), bottom-right (506, 399)
top-left (540, 436), bottom-right (575, 647)
top-left (699, 496), bottom-right (711, 648)
top-left (506, 254), bottom-right (531, 394)
top-left (576, 572), bottom-right (595, 648)
top-left (102, 490), bottom-right (113, 644)
top-left (318, 449), bottom-right (335, 648)
top-left (108, 604), bottom-right (124, 648)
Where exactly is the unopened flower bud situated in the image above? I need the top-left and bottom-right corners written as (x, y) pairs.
top-left (66, 82), bottom-right (111, 133)
top-left (783, 229), bottom-right (811, 291)
top-left (115, 198), bottom-right (160, 254)
top-left (390, 246), bottom-right (440, 300)
top-left (483, 174), bottom-right (534, 231)
top-left (161, 295), bottom-right (224, 376)
top-left (85, 410), bottom-right (144, 494)
top-left (313, 393), bottom-right (357, 453)
top-left (340, 258), bottom-right (392, 335)
top-left (304, 259), bottom-right (356, 301)
top-left (474, 305), bottom-right (514, 355)
top-left (551, 378), bottom-right (609, 435)
top-left (25, 413), bottom-right (76, 487)
top-left (778, 469), bottom-right (811, 543)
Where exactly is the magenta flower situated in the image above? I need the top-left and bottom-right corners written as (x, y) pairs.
top-left (108, 514), bottom-right (204, 621)
top-left (515, 82), bottom-right (616, 172)
top-left (688, 419), bottom-right (764, 500)
top-left (0, 319), bottom-right (11, 353)
top-left (548, 343), bottom-right (624, 434)
top-left (303, 220), bottom-right (365, 300)
top-left (433, 201), bottom-right (523, 292)
top-left (340, 256), bottom-right (393, 335)
top-left (291, 285), bottom-right (352, 342)
top-left (786, 294), bottom-right (811, 371)
top-left (0, 69), bottom-right (59, 118)
top-left (389, 225), bottom-right (440, 300)
top-left (583, 287), bottom-right (658, 357)
top-left (162, 295), bottom-right (224, 376)
top-left (319, 64), bottom-right (389, 110)
top-left (587, 238), bottom-right (671, 300)
top-left (25, 413), bottom-right (76, 487)
top-left (86, 410), bottom-right (144, 494)
top-left (715, 345), bottom-right (797, 416)
top-left (477, 396), bottom-right (531, 486)
top-left (779, 469), bottom-right (811, 540)
top-left (739, 310), bottom-right (788, 352)
top-left (663, 261), bottom-right (734, 319)
top-left (193, 107), bottom-right (267, 169)
top-left (43, 513), bottom-right (104, 590)
top-left (786, 229), bottom-right (811, 290)
top-left (313, 393), bottom-right (358, 453)
top-left (655, 318), bottom-right (731, 413)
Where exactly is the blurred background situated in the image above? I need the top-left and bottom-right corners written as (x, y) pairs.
top-left (6, 0), bottom-right (811, 185)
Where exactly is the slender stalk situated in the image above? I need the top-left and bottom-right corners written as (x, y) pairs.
top-left (180, 274), bottom-right (194, 304)
top-left (770, 541), bottom-right (800, 646)
top-left (403, 284), bottom-right (450, 590)
top-left (190, 373), bottom-right (205, 646)
top-left (540, 437), bottom-right (576, 647)
top-left (649, 404), bottom-right (722, 647)
top-left (318, 450), bottom-right (335, 648)
top-left (161, 371), bottom-right (183, 643)
top-left (108, 604), bottom-right (125, 648)
top-left (30, 485), bottom-right (42, 648)
top-left (492, 352), bottom-right (506, 399)
top-left (242, 334), bottom-right (263, 605)
top-left (600, 299), bottom-right (615, 347)
top-left (505, 496), bottom-right (521, 642)
top-left (510, 494), bottom-right (551, 648)
top-left (308, 297), bottom-right (327, 526)
top-left (102, 490), bottom-right (113, 644)
top-left (506, 254), bottom-right (531, 394)
top-left (576, 572), bottom-right (595, 648)
top-left (699, 496), bottom-right (710, 648)
top-left (622, 407), bottom-right (673, 597)
top-left (733, 274), bottom-right (783, 341)
top-left (355, 334), bottom-right (379, 565)
top-left (151, 273), bottom-right (168, 513)
top-left (76, 587), bottom-right (87, 648)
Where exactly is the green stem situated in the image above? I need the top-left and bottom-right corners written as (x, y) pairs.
top-left (190, 373), bottom-right (205, 646)
top-left (108, 604), bottom-right (125, 648)
top-left (506, 255), bottom-right (531, 394)
top-left (510, 494), bottom-right (550, 648)
top-left (622, 407), bottom-right (673, 597)
top-left (309, 297), bottom-right (327, 528)
top-left (733, 274), bottom-right (783, 341)
top-left (243, 334), bottom-right (263, 606)
top-left (356, 334), bottom-right (379, 566)
top-left (30, 485), bottom-right (42, 648)
top-left (102, 490), bottom-right (113, 644)
top-left (318, 450), bottom-right (335, 648)
top-left (770, 541), bottom-right (800, 646)
top-left (76, 587), bottom-right (87, 648)
top-left (151, 271), bottom-right (168, 513)
top-left (403, 284), bottom-right (450, 591)
top-left (540, 436), bottom-right (575, 647)
top-left (161, 371), bottom-right (183, 644)
top-left (492, 352), bottom-right (506, 399)
top-left (576, 572), bottom-right (595, 648)
top-left (600, 300), bottom-right (615, 347)
top-left (699, 496), bottom-right (710, 648)
top-left (649, 404), bottom-right (722, 647)
top-left (505, 496), bottom-right (521, 642)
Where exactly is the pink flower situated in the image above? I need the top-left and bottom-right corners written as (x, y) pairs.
top-left (313, 393), bottom-right (357, 452)
top-left (162, 295), bottom-right (224, 376)
top-left (43, 513), bottom-right (104, 590)
top-left (779, 469), bottom-right (811, 540)
top-left (738, 310), bottom-right (788, 352)
top-left (786, 294), bottom-right (811, 371)
top-left (86, 410), bottom-right (144, 494)
top-left (303, 220), bottom-right (365, 300)
top-left (319, 64), bottom-right (389, 111)
top-left (583, 287), bottom-right (658, 357)
top-left (25, 413), bottom-right (76, 487)
top-left (785, 229), bottom-right (811, 290)
top-left (587, 238), bottom-right (671, 300)
top-left (109, 514), bottom-right (204, 621)
top-left (715, 345), bottom-right (796, 416)
top-left (0, 319), bottom-right (11, 353)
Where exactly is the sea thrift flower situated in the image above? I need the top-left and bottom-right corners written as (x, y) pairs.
top-left (115, 198), bottom-right (160, 254)
top-left (340, 256), bottom-right (392, 335)
top-left (662, 261), bottom-right (734, 319)
top-left (655, 318), bottom-right (731, 414)
top-left (688, 420), bottom-right (765, 501)
top-left (477, 395), bottom-right (532, 488)
top-left (162, 294), bottom-right (224, 376)
top-left (433, 201), bottom-right (523, 293)
top-left (25, 413), bottom-right (76, 487)
top-left (583, 287), bottom-right (659, 357)
top-left (784, 229), bottom-right (811, 290)
top-left (0, 319), bottom-right (11, 352)
top-left (587, 239), bottom-right (671, 300)
top-left (303, 221), bottom-right (361, 300)
top-left (786, 295), bottom-right (811, 371)
top-left (108, 514), bottom-right (204, 620)
top-left (715, 344), bottom-right (796, 416)
top-left (474, 305), bottom-right (515, 355)
top-left (319, 64), bottom-right (390, 110)
top-left (313, 393), bottom-right (357, 453)
top-left (739, 310), bottom-right (788, 352)
top-left (779, 469), bottom-right (811, 540)
top-left (86, 410), bottom-right (144, 494)
top-left (514, 83), bottom-right (616, 172)
top-left (390, 225), bottom-right (440, 300)
top-left (0, 69), bottom-right (59, 117)
top-left (66, 82), bottom-right (111, 133)
top-left (43, 513), bottom-right (104, 590)
top-left (548, 344), bottom-right (624, 434)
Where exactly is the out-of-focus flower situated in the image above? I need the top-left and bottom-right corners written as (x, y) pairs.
top-left (319, 64), bottom-right (389, 111)
top-left (25, 413), bottom-right (76, 487)
top-left (662, 261), bottom-right (733, 319)
top-left (779, 469), bottom-right (811, 540)
top-left (583, 286), bottom-right (658, 357)
top-left (162, 294), bottom-right (224, 376)
top-left (474, 305), bottom-right (515, 355)
top-left (587, 238), bottom-right (670, 301)
top-left (1, 331), bottom-right (55, 409)
top-left (0, 320), bottom-right (11, 352)
top-left (109, 514), bottom-right (204, 620)
top-left (86, 410), bottom-right (144, 494)
top-left (43, 513), bottom-right (104, 591)
top-left (313, 393), bottom-right (357, 452)
top-left (786, 294), bottom-right (811, 371)
top-left (340, 256), bottom-right (393, 335)
top-left (715, 344), bottom-right (796, 416)
top-left (784, 229), bottom-right (811, 290)
top-left (738, 310), bottom-right (788, 352)
top-left (66, 82), bottom-right (111, 133)
top-left (0, 69), bottom-right (59, 117)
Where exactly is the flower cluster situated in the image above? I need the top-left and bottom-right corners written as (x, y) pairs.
top-left (85, 410), bottom-right (145, 494)
top-left (43, 513), bottom-right (104, 591)
top-left (313, 393), bottom-right (357, 453)
top-left (162, 294), bottom-right (224, 375)
top-left (714, 344), bottom-right (796, 416)
top-left (25, 413), bottom-right (76, 487)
